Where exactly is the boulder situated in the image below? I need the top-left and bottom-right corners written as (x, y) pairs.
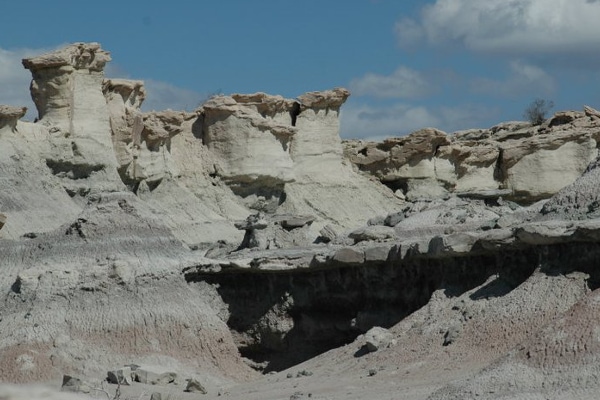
top-left (61, 375), bottom-right (91, 393)
top-left (319, 224), bottom-right (344, 243)
top-left (384, 211), bottom-right (405, 227)
top-left (134, 367), bottom-right (177, 385)
top-left (364, 327), bottom-right (395, 352)
top-left (277, 215), bottom-right (316, 230)
top-left (106, 367), bottom-right (132, 385)
top-left (349, 225), bottom-right (396, 243)
top-left (185, 378), bottom-right (207, 394)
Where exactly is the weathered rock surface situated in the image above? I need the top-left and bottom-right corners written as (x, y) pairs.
top-left (538, 153), bottom-right (600, 220)
top-left (185, 378), bottom-right (208, 393)
top-left (106, 367), bottom-right (132, 385)
top-left (60, 375), bottom-right (91, 393)
top-left (0, 105), bottom-right (27, 132)
top-left (4, 42), bottom-right (600, 400)
top-left (199, 93), bottom-right (297, 190)
top-left (22, 42), bottom-right (124, 193)
top-left (104, 78), bottom-right (195, 187)
top-left (134, 366), bottom-right (176, 385)
top-left (345, 109), bottom-right (600, 203)
top-left (364, 327), bottom-right (395, 352)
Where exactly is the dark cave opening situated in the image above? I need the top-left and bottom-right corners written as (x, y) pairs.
top-left (185, 250), bottom-right (541, 373)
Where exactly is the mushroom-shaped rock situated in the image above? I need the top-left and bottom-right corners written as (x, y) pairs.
top-left (21, 43), bottom-right (123, 190)
top-left (0, 105), bottom-right (27, 132)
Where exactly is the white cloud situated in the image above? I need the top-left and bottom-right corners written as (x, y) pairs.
top-left (397, 0), bottom-right (600, 56)
top-left (395, 18), bottom-right (424, 46)
top-left (470, 61), bottom-right (556, 98)
top-left (141, 79), bottom-right (205, 112)
top-left (438, 104), bottom-right (501, 131)
top-left (340, 101), bottom-right (500, 140)
top-left (349, 66), bottom-right (433, 99)
top-left (340, 102), bottom-right (441, 139)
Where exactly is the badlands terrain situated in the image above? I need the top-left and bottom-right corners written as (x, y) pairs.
top-left (2, 42), bottom-right (600, 399)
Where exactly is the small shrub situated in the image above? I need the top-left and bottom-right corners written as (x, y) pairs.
top-left (524, 98), bottom-right (554, 125)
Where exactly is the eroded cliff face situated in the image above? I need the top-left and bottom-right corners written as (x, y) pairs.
top-left (344, 109), bottom-right (600, 203)
top-left (0, 43), bottom-right (400, 388)
top-left (22, 43), bottom-right (123, 190)
top-left (3, 42), bottom-right (600, 399)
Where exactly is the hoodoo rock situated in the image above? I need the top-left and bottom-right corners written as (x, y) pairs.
top-left (0, 105), bottom-right (27, 133)
top-left (199, 92), bottom-right (298, 208)
top-left (21, 42), bottom-right (124, 194)
top-left (4, 42), bottom-right (600, 400)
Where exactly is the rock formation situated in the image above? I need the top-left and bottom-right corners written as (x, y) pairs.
top-left (345, 110), bottom-right (600, 202)
top-left (3, 42), bottom-right (600, 400)
top-left (22, 43), bottom-right (122, 191)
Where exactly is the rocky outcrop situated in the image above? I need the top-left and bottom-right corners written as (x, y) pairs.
top-left (196, 88), bottom-right (401, 226)
top-left (102, 79), bottom-right (146, 171)
top-left (538, 153), bottom-right (600, 220)
top-left (290, 88), bottom-right (350, 181)
top-left (198, 93), bottom-right (297, 212)
top-left (6, 42), bottom-right (600, 400)
top-left (0, 105), bottom-right (27, 133)
top-left (61, 374), bottom-right (92, 394)
top-left (0, 43), bottom-right (400, 387)
top-left (198, 88), bottom-right (351, 188)
top-left (22, 43), bottom-right (123, 193)
top-left (199, 93), bottom-right (297, 188)
top-left (345, 109), bottom-right (600, 203)
top-left (103, 79), bottom-right (196, 188)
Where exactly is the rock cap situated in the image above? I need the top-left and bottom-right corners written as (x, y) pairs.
top-left (22, 42), bottom-right (111, 72)
top-left (0, 105), bottom-right (27, 130)
top-left (297, 87), bottom-right (350, 109)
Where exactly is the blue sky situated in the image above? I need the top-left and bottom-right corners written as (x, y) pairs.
top-left (2, 0), bottom-right (600, 139)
